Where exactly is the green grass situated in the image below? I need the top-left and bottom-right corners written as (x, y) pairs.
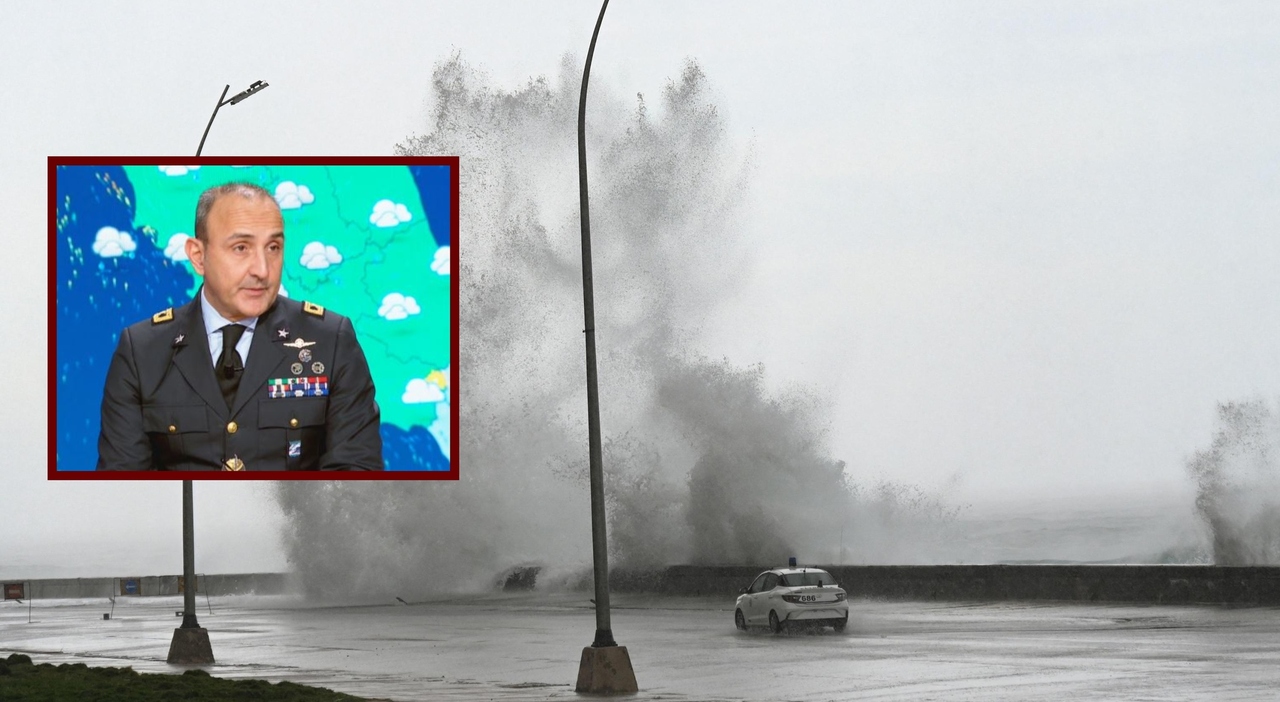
top-left (0, 652), bottom-right (370, 701)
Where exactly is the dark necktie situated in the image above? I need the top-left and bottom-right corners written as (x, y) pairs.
top-left (217, 324), bottom-right (247, 410)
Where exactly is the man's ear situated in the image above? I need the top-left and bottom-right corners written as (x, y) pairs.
top-left (185, 236), bottom-right (206, 276)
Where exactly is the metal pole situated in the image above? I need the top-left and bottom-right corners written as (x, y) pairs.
top-left (578, 0), bottom-right (615, 649)
top-left (181, 481), bottom-right (199, 628)
top-left (183, 90), bottom-right (205, 625)
top-left (196, 85), bottom-right (229, 157)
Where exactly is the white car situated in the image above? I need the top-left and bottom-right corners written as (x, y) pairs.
top-left (734, 568), bottom-right (848, 633)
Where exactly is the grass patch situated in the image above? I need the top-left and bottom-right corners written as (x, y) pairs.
top-left (0, 652), bottom-right (369, 701)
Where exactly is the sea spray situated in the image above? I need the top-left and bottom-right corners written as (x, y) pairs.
top-left (274, 54), bottom-right (958, 599)
top-left (1188, 399), bottom-right (1280, 565)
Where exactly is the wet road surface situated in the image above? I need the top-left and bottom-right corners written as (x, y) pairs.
top-left (2, 592), bottom-right (1278, 700)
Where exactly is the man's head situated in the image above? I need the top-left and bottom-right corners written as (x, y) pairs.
top-left (186, 183), bottom-right (284, 322)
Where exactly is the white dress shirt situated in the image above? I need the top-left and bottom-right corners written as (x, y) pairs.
top-left (200, 289), bottom-right (258, 367)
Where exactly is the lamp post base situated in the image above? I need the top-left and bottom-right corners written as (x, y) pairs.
top-left (575, 645), bottom-right (637, 694)
top-left (166, 627), bottom-right (214, 665)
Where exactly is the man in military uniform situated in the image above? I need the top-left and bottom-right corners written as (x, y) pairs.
top-left (96, 182), bottom-right (383, 471)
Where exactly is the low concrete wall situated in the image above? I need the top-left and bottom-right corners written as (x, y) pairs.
top-left (8, 573), bottom-right (295, 600)
top-left (614, 565), bottom-right (1280, 605)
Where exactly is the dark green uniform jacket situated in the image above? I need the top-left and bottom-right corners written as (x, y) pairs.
top-left (96, 293), bottom-right (383, 471)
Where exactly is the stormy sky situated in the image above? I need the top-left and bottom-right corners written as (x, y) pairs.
top-left (2, 1), bottom-right (1278, 577)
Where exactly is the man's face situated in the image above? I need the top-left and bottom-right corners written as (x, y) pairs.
top-left (186, 194), bottom-right (284, 322)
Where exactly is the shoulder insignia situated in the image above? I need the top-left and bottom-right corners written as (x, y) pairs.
top-left (152, 308), bottom-right (174, 324)
top-left (303, 301), bottom-right (325, 317)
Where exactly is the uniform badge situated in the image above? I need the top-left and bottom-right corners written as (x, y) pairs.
top-left (152, 308), bottom-right (174, 324)
top-left (291, 362), bottom-right (304, 375)
top-left (173, 333), bottom-right (185, 346)
top-left (288, 440), bottom-right (302, 458)
top-left (277, 328), bottom-right (290, 338)
top-left (223, 456), bottom-right (246, 471)
top-left (312, 361), bottom-right (325, 374)
top-left (298, 349), bottom-right (312, 363)
top-left (283, 338), bottom-right (316, 349)
top-left (303, 301), bottom-right (325, 317)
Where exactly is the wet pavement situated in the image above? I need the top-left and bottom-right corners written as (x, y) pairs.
top-left (2, 592), bottom-right (1278, 701)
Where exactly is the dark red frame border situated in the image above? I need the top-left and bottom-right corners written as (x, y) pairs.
top-left (48, 155), bottom-right (460, 480)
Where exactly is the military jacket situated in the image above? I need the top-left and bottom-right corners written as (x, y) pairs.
top-left (96, 294), bottom-right (383, 471)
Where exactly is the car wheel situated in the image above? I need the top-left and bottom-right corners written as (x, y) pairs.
top-left (769, 610), bottom-right (784, 634)
top-left (832, 615), bottom-right (848, 633)
top-left (735, 609), bottom-right (747, 631)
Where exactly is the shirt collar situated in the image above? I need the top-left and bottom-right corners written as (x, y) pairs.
top-left (200, 288), bottom-right (259, 337)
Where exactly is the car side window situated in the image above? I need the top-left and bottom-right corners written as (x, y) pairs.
top-left (748, 574), bottom-right (768, 594)
top-left (762, 573), bottom-right (779, 591)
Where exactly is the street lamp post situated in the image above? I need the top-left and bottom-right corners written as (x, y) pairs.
top-left (572, 0), bottom-right (638, 693)
top-left (167, 80), bottom-right (268, 666)
top-left (197, 81), bottom-right (268, 157)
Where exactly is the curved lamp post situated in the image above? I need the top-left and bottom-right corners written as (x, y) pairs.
top-left (197, 81), bottom-right (268, 157)
top-left (168, 80), bottom-right (268, 666)
top-left (573, 0), bottom-right (638, 693)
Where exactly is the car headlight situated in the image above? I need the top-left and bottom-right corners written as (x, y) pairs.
top-left (835, 592), bottom-right (846, 602)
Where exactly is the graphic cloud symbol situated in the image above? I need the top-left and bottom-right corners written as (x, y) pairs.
top-left (163, 233), bottom-right (190, 262)
top-left (92, 226), bottom-right (137, 258)
top-left (300, 241), bottom-right (343, 270)
top-left (402, 378), bottom-right (445, 404)
top-left (429, 406), bottom-right (450, 460)
top-left (378, 292), bottom-right (421, 321)
top-left (157, 166), bottom-right (199, 176)
top-left (431, 246), bottom-right (450, 276)
top-left (369, 199), bottom-right (412, 228)
top-left (274, 181), bottom-right (315, 210)
top-left (278, 283), bottom-right (290, 298)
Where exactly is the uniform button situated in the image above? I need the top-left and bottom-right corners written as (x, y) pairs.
top-left (289, 418), bottom-right (299, 428)
top-left (168, 425), bottom-right (177, 434)
top-left (227, 421), bottom-right (238, 434)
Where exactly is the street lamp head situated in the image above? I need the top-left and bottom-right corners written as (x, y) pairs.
top-left (227, 80), bottom-right (269, 105)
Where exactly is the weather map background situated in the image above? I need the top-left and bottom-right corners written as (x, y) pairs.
top-left (54, 163), bottom-right (452, 471)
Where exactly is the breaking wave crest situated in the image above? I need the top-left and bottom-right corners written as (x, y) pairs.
top-left (273, 53), bottom-right (957, 600)
top-left (1188, 399), bottom-right (1280, 565)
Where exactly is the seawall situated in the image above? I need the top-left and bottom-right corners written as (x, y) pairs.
top-left (613, 565), bottom-right (1280, 605)
top-left (9, 566), bottom-right (1280, 604)
top-left (2, 572), bottom-right (294, 600)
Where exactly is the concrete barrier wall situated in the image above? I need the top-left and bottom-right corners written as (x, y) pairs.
top-left (614, 565), bottom-right (1280, 605)
top-left (13, 566), bottom-right (1280, 604)
top-left (13, 573), bottom-right (296, 600)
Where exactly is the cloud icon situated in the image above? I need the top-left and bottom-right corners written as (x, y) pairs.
top-left (369, 199), bottom-right (412, 228)
top-left (274, 181), bottom-right (315, 210)
top-left (378, 292), bottom-right (421, 321)
top-left (429, 407), bottom-right (450, 460)
top-left (300, 241), bottom-right (343, 270)
top-left (91, 226), bottom-right (137, 258)
top-left (402, 378), bottom-right (445, 404)
top-left (278, 283), bottom-right (289, 298)
top-left (164, 233), bottom-right (190, 262)
top-left (157, 166), bottom-right (200, 176)
top-left (431, 246), bottom-right (450, 276)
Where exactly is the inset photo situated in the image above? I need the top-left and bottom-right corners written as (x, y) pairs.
top-left (50, 157), bottom-right (457, 478)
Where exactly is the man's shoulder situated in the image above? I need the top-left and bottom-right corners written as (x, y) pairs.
top-left (120, 300), bottom-right (195, 346)
top-left (274, 296), bottom-right (350, 324)
top-left (272, 296), bottom-right (353, 335)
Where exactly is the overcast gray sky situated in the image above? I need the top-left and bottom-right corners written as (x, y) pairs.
top-left (3, 1), bottom-right (1278, 577)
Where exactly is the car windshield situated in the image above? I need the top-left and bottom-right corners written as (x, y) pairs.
top-left (779, 571), bottom-right (833, 587)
